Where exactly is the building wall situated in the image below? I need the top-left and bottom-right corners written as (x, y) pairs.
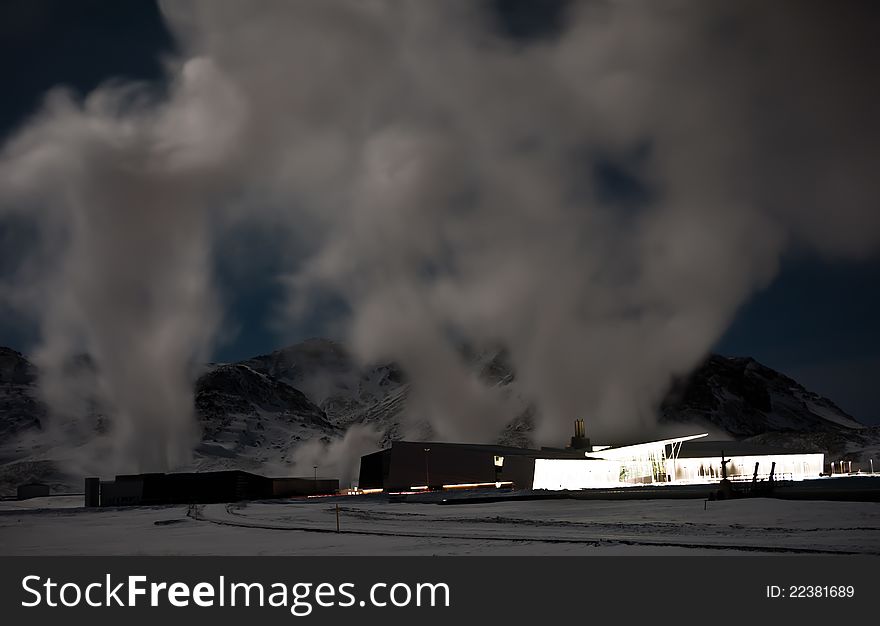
top-left (668, 453), bottom-right (824, 483)
top-left (100, 478), bottom-right (144, 506)
top-left (533, 459), bottom-right (622, 490)
top-left (360, 443), bottom-right (543, 491)
top-left (358, 450), bottom-right (389, 489)
top-left (532, 453), bottom-right (825, 490)
top-left (96, 471), bottom-right (321, 506)
top-left (84, 477), bottom-right (100, 507)
top-left (387, 444), bottom-right (499, 490)
top-left (500, 455), bottom-right (537, 490)
top-left (16, 483), bottom-right (50, 500)
top-left (137, 471), bottom-right (274, 504)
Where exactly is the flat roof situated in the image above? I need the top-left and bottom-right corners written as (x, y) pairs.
top-left (375, 440), bottom-right (587, 459)
top-left (675, 440), bottom-right (820, 458)
top-left (588, 433), bottom-right (708, 459)
top-left (113, 470), bottom-right (268, 481)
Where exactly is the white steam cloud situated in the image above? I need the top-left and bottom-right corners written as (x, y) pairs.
top-left (283, 424), bottom-right (382, 489)
top-left (1, 1), bottom-right (878, 470)
top-left (0, 56), bottom-right (246, 471)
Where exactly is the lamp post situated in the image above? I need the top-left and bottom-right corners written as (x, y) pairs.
top-left (424, 448), bottom-right (431, 490)
top-left (313, 465), bottom-right (318, 495)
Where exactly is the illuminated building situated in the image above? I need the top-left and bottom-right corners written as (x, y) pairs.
top-left (533, 434), bottom-right (824, 490)
top-left (358, 425), bottom-right (825, 492)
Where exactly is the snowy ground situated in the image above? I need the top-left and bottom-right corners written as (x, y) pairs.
top-left (1, 495), bottom-right (878, 556)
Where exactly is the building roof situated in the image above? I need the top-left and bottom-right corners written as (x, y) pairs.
top-left (113, 470), bottom-right (268, 481)
top-left (675, 440), bottom-right (819, 459)
top-left (588, 433), bottom-right (708, 459)
top-left (374, 440), bottom-right (604, 460)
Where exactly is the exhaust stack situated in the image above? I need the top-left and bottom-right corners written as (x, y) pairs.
top-left (569, 418), bottom-right (591, 452)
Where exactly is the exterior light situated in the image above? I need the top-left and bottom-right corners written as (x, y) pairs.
top-left (424, 448), bottom-right (431, 490)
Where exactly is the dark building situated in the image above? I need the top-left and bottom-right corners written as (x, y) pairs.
top-left (91, 470), bottom-right (339, 507)
top-left (16, 482), bottom-right (50, 500)
top-left (84, 477), bottom-right (100, 507)
top-left (358, 440), bottom-right (585, 492)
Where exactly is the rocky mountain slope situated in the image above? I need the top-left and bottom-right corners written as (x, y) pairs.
top-left (241, 338), bottom-right (407, 428)
top-left (660, 354), bottom-right (865, 436)
top-left (0, 347), bottom-right (44, 441)
top-left (193, 362), bottom-right (340, 467)
top-left (0, 341), bottom-right (874, 494)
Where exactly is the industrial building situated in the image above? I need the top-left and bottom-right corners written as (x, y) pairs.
top-left (16, 482), bottom-right (50, 500)
top-left (533, 434), bottom-right (824, 490)
top-left (358, 441), bottom-right (585, 491)
top-left (665, 440), bottom-right (825, 483)
top-left (86, 470), bottom-right (339, 507)
top-left (358, 424), bottom-right (825, 492)
top-left (84, 425), bottom-right (826, 505)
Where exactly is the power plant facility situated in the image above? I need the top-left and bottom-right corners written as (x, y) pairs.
top-left (358, 420), bottom-right (825, 493)
top-left (81, 421), bottom-right (858, 507)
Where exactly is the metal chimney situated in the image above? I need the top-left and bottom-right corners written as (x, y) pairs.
top-left (569, 418), bottom-right (591, 451)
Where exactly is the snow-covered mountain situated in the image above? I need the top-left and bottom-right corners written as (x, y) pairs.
top-left (0, 341), bottom-right (874, 494)
top-left (192, 362), bottom-right (341, 468)
top-left (0, 347), bottom-right (44, 440)
top-left (657, 354), bottom-right (876, 464)
top-left (241, 338), bottom-right (406, 428)
top-left (660, 354), bottom-right (865, 436)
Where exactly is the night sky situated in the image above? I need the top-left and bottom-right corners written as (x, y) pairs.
top-left (1, 0), bottom-right (877, 424)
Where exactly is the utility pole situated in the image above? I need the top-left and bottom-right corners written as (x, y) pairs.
top-left (313, 465), bottom-right (318, 495)
top-left (424, 448), bottom-right (431, 490)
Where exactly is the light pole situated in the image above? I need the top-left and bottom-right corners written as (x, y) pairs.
top-left (424, 448), bottom-right (431, 490)
top-left (313, 465), bottom-right (318, 495)
top-left (871, 459), bottom-right (874, 475)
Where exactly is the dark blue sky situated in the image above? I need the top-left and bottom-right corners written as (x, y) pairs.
top-left (1, 0), bottom-right (877, 424)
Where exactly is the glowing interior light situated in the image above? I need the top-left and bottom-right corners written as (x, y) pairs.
top-left (533, 433), bottom-right (824, 490)
top-left (440, 481), bottom-right (514, 490)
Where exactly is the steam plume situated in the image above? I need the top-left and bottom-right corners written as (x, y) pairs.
top-left (1, 1), bottom-right (878, 467)
top-left (0, 57), bottom-right (245, 471)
